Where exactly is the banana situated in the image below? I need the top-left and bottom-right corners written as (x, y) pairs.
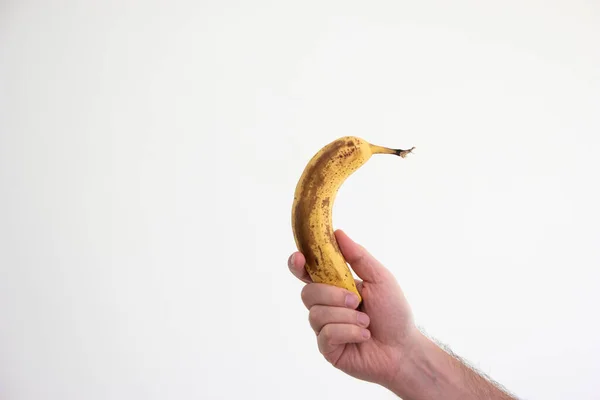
top-left (291, 136), bottom-right (414, 302)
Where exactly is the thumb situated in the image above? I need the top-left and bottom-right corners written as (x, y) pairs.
top-left (335, 229), bottom-right (390, 284)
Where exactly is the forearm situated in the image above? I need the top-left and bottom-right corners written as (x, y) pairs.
top-left (388, 332), bottom-right (517, 400)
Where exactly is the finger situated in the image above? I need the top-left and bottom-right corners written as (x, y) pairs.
top-left (309, 305), bottom-right (370, 334)
top-left (317, 323), bottom-right (371, 357)
top-left (335, 229), bottom-right (391, 284)
top-left (301, 283), bottom-right (360, 310)
top-left (287, 252), bottom-right (312, 284)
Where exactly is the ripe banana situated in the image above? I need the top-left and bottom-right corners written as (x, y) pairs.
top-left (291, 136), bottom-right (414, 302)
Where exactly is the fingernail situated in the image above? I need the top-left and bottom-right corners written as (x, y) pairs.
top-left (362, 329), bottom-right (371, 339)
top-left (345, 294), bottom-right (359, 308)
top-left (287, 254), bottom-right (295, 269)
top-left (357, 313), bottom-right (369, 327)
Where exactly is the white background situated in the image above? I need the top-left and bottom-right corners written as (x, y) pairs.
top-left (1, 1), bottom-right (599, 399)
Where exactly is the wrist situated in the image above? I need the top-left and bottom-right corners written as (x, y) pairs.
top-left (385, 330), bottom-right (460, 400)
top-left (386, 330), bottom-right (515, 400)
top-left (384, 330), bottom-right (430, 399)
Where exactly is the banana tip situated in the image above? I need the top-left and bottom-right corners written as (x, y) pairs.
top-left (396, 147), bottom-right (415, 158)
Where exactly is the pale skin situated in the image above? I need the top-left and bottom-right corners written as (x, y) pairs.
top-left (288, 229), bottom-right (518, 400)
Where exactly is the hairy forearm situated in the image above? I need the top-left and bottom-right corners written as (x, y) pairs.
top-left (388, 332), bottom-right (517, 400)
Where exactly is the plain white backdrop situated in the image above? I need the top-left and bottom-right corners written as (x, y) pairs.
top-left (1, 1), bottom-right (599, 399)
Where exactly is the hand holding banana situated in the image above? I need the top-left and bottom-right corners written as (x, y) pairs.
top-left (288, 137), bottom-right (517, 400)
top-left (289, 136), bottom-right (416, 388)
top-left (288, 229), bottom-right (418, 390)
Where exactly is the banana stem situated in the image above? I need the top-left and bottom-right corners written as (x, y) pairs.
top-left (370, 145), bottom-right (416, 158)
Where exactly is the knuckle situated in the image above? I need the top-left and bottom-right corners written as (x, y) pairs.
top-left (300, 284), bottom-right (312, 305)
top-left (308, 306), bottom-right (321, 325)
top-left (319, 324), bottom-right (333, 343)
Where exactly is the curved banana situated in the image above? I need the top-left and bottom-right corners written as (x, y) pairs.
top-left (291, 136), bottom-right (414, 302)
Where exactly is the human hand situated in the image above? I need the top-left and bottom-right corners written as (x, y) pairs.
top-left (289, 229), bottom-right (519, 400)
top-left (287, 229), bottom-right (420, 389)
